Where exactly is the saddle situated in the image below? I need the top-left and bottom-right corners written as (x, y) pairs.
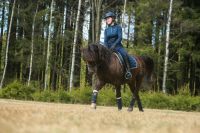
top-left (113, 51), bottom-right (133, 79)
top-left (114, 51), bottom-right (125, 68)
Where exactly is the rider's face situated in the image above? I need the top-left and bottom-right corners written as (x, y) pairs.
top-left (105, 17), bottom-right (113, 25)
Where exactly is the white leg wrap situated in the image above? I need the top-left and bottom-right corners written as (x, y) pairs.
top-left (93, 90), bottom-right (98, 93)
top-left (116, 97), bottom-right (122, 99)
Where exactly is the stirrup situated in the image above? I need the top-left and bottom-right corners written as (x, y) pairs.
top-left (125, 71), bottom-right (132, 79)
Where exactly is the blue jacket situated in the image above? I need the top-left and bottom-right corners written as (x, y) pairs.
top-left (104, 24), bottom-right (123, 49)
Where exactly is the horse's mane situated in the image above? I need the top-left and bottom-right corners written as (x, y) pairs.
top-left (88, 43), bottom-right (112, 63)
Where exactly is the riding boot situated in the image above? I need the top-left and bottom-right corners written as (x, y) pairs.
top-left (124, 55), bottom-right (132, 79)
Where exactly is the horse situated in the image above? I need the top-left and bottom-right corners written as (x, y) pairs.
top-left (81, 43), bottom-right (154, 112)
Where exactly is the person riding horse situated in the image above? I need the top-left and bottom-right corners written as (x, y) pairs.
top-left (103, 11), bottom-right (133, 79)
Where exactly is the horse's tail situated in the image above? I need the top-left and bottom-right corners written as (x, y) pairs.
top-left (141, 56), bottom-right (154, 82)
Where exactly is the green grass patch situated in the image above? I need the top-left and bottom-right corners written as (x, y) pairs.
top-left (0, 82), bottom-right (200, 112)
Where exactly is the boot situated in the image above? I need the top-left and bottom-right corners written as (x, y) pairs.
top-left (124, 56), bottom-right (132, 79)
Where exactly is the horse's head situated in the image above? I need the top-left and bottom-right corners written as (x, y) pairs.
top-left (81, 44), bottom-right (111, 73)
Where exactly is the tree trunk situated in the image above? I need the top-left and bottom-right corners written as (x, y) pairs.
top-left (91, 0), bottom-right (95, 42)
top-left (156, 28), bottom-right (162, 92)
top-left (162, 0), bottom-right (173, 93)
top-left (57, 1), bottom-right (66, 89)
top-left (61, 3), bottom-right (73, 89)
top-left (74, 0), bottom-right (86, 87)
top-left (122, 0), bottom-right (127, 39)
top-left (50, 1), bottom-right (63, 90)
top-left (6, 0), bottom-right (17, 82)
top-left (0, 0), bottom-right (16, 89)
top-left (85, 7), bottom-right (93, 86)
top-left (44, 0), bottom-right (54, 90)
top-left (27, 4), bottom-right (38, 86)
top-left (126, 14), bottom-right (130, 48)
top-left (0, 0), bottom-right (5, 68)
top-left (122, 0), bottom-right (127, 23)
top-left (69, 0), bottom-right (82, 90)
top-left (15, 3), bottom-right (21, 80)
top-left (94, 0), bottom-right (103, 42)
top-left (189, 57), bottom-right (195, 95)
top-left (90, 0), bottom-right (103, 42)
top-left (133, 10), bottom-right (139, 46)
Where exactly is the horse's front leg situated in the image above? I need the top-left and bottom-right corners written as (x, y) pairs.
top-left (116, 86), bottom-right (122, 111)
top-left (91, 79), bottom-right (105, 109)
top-left (91, 89), bottom-right (98, 109)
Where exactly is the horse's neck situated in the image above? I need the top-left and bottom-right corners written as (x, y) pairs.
top-left (97, 53), bottom-right (122, 76)
top-left (96, 60), bottom-right (109, 74)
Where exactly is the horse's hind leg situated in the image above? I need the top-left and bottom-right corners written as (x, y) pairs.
top-left (128, 86), bottom-right (143, 112)
top-left (127, 96), bottom-right (136, 112)
top-left (135, 91), bottom-right (143, 112)
top-left (127, 83), bottom-right (136, 112)
top-left (135, 77), bottom-right (144, 112)
top-left (128, 77), bottom-right (144, 112)
top-left (116, 86), bottom-right (122, 110)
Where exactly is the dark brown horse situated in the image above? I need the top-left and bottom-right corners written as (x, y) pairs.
top-left (81, 44), bottom-right (154, 112)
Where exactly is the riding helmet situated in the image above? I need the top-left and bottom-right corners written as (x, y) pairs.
top-left (104, 11), bottom-right (116, 19)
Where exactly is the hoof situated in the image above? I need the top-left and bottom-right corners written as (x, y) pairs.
top-left (139, 109), bottom-right (144, 112)
top-left (127, 107), bottom-right (133, 112)
top-left (118, 108), bottom-right (122, 111)
top-left (91, 103), bottom-right (96, 109)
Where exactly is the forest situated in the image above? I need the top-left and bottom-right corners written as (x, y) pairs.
top-left (0, 0), bottom-right (200, 96)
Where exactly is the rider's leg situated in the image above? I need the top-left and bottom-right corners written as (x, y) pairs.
top-left (124, 55), bottom-right (132, 79)
top-left (117, 48), bottom-right (132, 79)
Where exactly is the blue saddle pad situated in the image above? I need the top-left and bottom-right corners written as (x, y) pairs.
top-left (114, 52), bottom-right (137, 69)
top-left (129, 56), bottom-right (137, 69)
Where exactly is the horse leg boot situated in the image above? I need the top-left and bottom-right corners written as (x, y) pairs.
top-left (91, 90), bottom-right (98, 109)
top-left (124, 55), bottom-right (132, 79)
top-left (116, 87), bottom-right (122, 111)
top-left (117, 98), bottom-right (122, 111)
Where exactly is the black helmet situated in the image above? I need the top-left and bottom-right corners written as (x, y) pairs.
top-left (104, 11), bottom-right (116, 19)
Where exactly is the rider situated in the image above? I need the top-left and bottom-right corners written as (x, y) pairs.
top-left (103, 11), bottom-right (132, 79)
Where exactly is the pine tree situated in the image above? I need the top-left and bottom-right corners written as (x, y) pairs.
top-left (44, 0), bottom-right (54, 90)
top-left (69, 0), bottom-right (82, 90)
top-left (162, 0), bottom-right (173, 93)
top-left (27, 4), bottom-right (38, 86)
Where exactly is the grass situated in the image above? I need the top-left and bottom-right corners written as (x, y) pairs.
top-left (0, 81), bottom-right (200, 112)
top-left (0, 99), bottom-right (200, 133)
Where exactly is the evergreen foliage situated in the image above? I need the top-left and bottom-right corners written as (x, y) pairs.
top-left (0, 82), bottom-right (199, 111)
